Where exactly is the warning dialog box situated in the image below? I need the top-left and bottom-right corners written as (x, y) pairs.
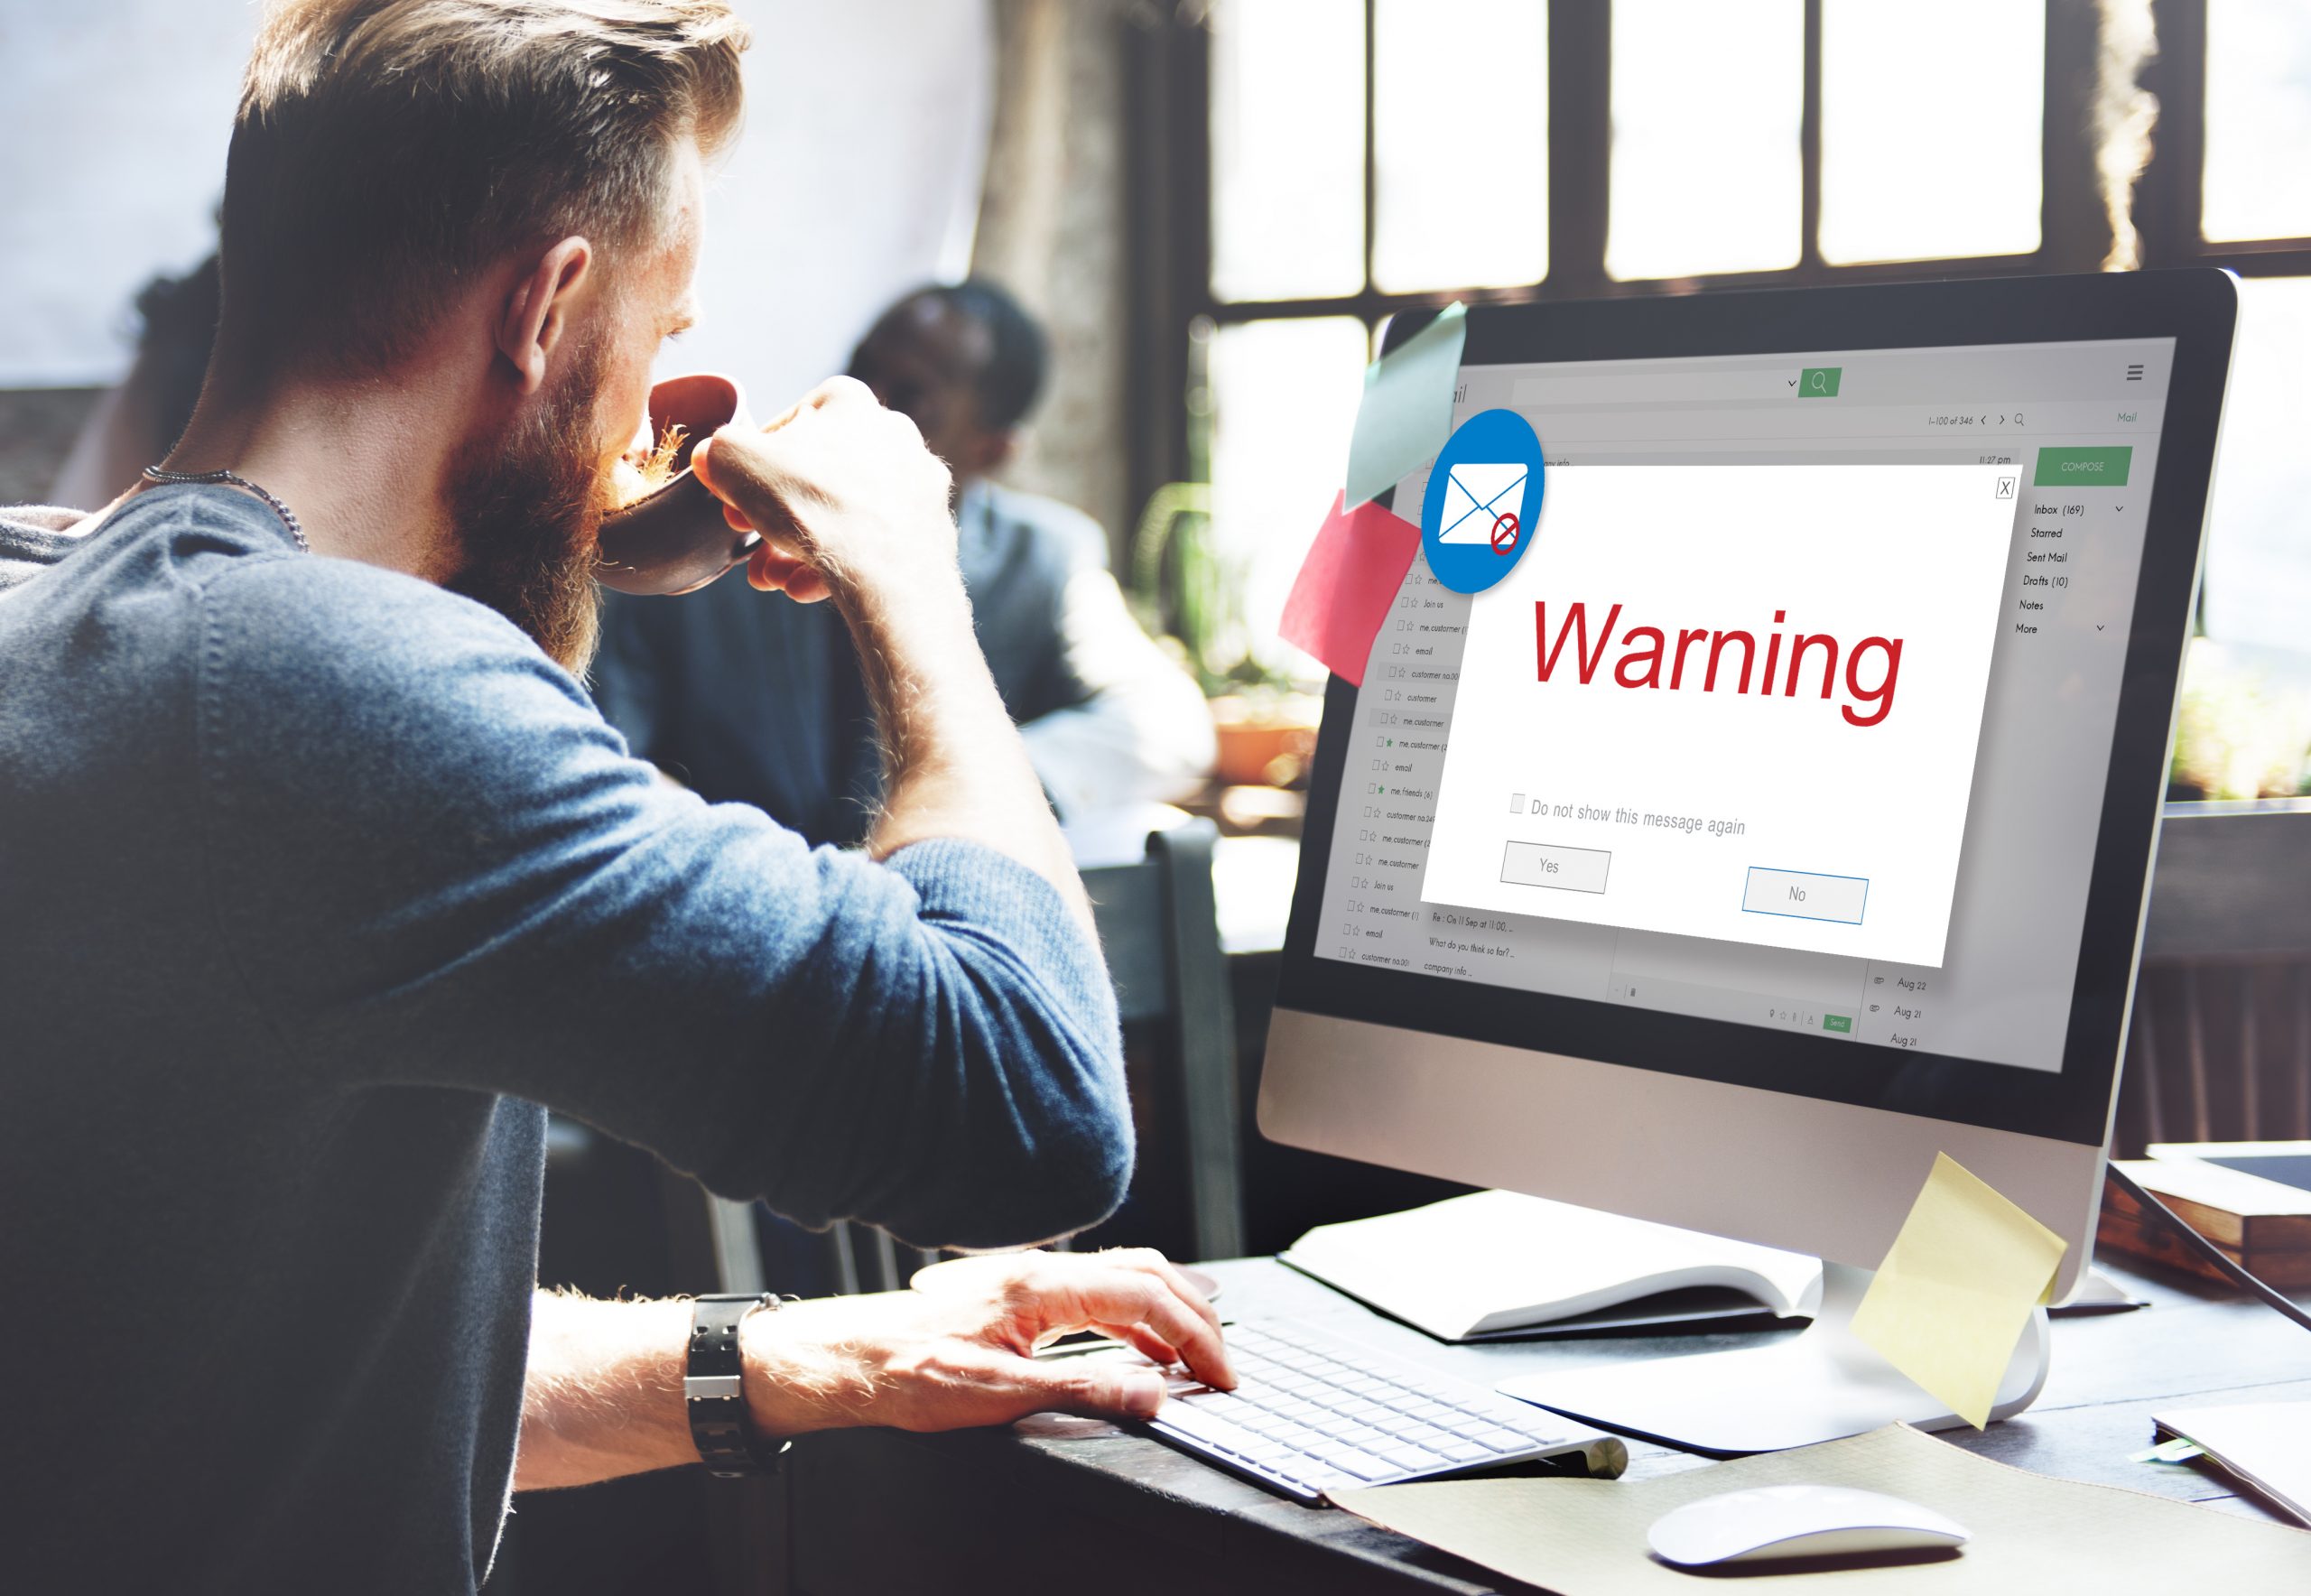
top-left (1419, 462), bottom-right (2018, 967)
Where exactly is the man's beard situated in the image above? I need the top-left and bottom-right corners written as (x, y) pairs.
top-left (443, 340), bottom-right (612, 676)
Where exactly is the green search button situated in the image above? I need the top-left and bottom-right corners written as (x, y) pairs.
top-left (2033, 446), bottom-right (2131, 487)
top-left (1824, 1014), bottom-right (1854, 1035)
top-left (1798, 367), bottom-right (1842, 398)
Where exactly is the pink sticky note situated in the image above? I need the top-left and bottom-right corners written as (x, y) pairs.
top-left (1278, 491), bottom-right (1423, 688)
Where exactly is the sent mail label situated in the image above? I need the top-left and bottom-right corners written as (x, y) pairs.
top-left (1419, 408), bottom-right (1545, 594)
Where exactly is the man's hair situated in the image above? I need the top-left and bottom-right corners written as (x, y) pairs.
top-left (915, 279), bottom-right (1050, 432)
top-left (222, 0), bottom-right (748, 374)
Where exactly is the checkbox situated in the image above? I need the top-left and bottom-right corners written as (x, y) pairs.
top-left (1510, 793), bottom-right (1526, 813)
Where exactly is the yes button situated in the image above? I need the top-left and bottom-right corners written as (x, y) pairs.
top-left (1742, 868), bottom-right (1868, 925)
top-left (1499, 840), bottom-right (1611, 895)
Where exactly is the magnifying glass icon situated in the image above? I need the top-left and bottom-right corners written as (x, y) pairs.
top-left (1807, 370), bottom-right (1827, 394)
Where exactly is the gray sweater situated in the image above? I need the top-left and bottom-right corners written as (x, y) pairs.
top-left (0, 487), bottom-right (1130, 1592)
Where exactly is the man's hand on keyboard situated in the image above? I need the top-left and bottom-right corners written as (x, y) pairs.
top-left (738, 1248), bottom-right (1233, 1437)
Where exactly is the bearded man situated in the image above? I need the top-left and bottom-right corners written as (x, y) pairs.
top-left (0, 4), bottom-right (1229, 1591)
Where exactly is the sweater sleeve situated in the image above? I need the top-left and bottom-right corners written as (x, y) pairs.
top-left (190, 558), bottom-right (1130, 1248)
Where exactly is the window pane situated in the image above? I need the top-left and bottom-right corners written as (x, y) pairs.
top-left (2204, 279), bottom-right (2311, 655)
top-left (1207, 317), bottom-right (1372, 676)
top-left (1372, 0), bottom-right (1547, 293)
top-left (2204, 0), bottom-right (2311, 242)
top-left (1608, 0), bottom-right (1800, 280)
top-left (1210, 0), bottom-right (1366, 302)
top-left (1819, 0), bottom-right (2041, 264)
top-left (2192, 279), bottom-right (2311, 797)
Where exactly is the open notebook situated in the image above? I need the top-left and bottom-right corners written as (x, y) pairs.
top-left (2157, 1399), bottom-right (2311, 1527)
top-left (1280, 1189), bottom-right (1822, 1342)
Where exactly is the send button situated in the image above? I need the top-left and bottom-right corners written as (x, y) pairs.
top-left (1742, 868), bottom-right (1868, 925)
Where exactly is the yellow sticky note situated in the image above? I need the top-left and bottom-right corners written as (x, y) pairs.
top-left (1849, 1152), bottom-right (2067, 1430)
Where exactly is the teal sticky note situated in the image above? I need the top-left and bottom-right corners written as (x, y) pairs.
top-left (1345, 302), bottom-right (1467, 508)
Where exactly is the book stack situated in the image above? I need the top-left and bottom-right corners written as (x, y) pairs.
top-left (2097, 1142), bottom-right (2311, 1289)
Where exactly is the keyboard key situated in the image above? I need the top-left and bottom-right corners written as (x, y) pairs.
top-left (1157, 1403), bottom-right (1261, 1453)
top-left (1377, 1443), bottom-right (1448, 1471)
top-left (1506, 1417), bottom-right (1571, 1443)
top-left (1310, 1443), bottom-right (1388, 1479)
top-left (1434, 1439), bottom-right (1492, 1464)
top-left (1231, 1438), bottom-right (1299, 1466)
top-left (1401, 1424), bottom-right (1452, 1446)
top-left (1470, 1427), bottom-right (1531, 1452)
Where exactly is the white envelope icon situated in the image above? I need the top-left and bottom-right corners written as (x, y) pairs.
top-left (1437, 462), bottom-right (1528, 543)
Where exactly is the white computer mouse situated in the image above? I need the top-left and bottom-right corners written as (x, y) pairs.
top-left (1647, 1484), bottom-right (1971, 1567)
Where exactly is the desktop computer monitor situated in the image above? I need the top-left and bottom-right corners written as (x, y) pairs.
top-left (1259, 269), bottom-right (2238, 1452)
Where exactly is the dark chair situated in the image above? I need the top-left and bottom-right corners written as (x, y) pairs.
top-left (1080, 818), bottom-right (1247, 1262)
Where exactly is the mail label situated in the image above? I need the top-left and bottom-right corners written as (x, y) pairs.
top-left (1419, 407), bottom-right (1545, 594)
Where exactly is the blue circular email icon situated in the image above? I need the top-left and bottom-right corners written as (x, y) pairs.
top-left (1419, 408), bottom-right (1545, 595)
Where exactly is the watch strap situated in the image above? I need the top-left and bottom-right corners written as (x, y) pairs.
top-left (686, 1292), bottom-right (791, 1479)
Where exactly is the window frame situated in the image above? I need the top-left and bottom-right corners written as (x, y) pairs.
top-left (1126, 0), bottom-right (2301, 518)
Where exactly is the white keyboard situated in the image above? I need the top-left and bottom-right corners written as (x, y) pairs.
top-left (1144, 1318), bottom-right (1627, 1505)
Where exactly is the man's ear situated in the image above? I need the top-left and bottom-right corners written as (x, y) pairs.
top-left (497, 237), bottom-right (593, 394)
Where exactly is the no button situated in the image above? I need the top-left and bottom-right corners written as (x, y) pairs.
top-left (1742, 868), bottom-right (1868, 925)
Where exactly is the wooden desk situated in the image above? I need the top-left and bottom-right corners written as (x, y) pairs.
top-left (777, 1256), bottom-right (2309, 1594)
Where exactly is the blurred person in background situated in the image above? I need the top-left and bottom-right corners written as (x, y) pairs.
top-left (594, 279), bottom-right (1215, 846)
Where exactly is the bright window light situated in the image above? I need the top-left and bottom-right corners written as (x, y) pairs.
top-left (2204, 0), bottom-right (2311, 243)
top-left (1210, 0), bottom-right (1366, 302)
top-left (1372, 0), bottom-right (1548, 292)
top-left (1608, 0), bottom-right (1801, 280)
top-left (1208, 317), bottom-right (1373, 676)
top-left (1819, 0), bottom-right (2042, 264)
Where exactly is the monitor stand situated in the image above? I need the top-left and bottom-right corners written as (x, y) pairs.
top-left (1494, 1261), bottom-right (2051, 1454)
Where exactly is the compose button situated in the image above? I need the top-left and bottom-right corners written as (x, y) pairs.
top-left (1742, 867), bottom-right (1868, 925)
top-left (2032, 445), bottom-right (2131, 487)
top-left (1499, 840), bottom-right (1611, 895)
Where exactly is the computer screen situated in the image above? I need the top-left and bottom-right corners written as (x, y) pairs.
top-left (1311, 335), bottom-right (2176, 1081)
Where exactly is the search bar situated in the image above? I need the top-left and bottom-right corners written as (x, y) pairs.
top-left (1512, 368), bottom-right (1824, 406)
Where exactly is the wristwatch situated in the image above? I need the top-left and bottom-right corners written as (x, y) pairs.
top-left (685, 1292), bottom-right (793, 1479)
